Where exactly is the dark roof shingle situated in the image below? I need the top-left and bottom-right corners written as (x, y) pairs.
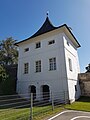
top-left (15, 16), bottom-right (80, 47)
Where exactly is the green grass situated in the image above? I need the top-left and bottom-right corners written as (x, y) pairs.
top-left (0, 105), bottom-right (64, 120)
top-left (33, 106), bottom-right (64, 120)
top-left (0, 96), bottom-right (90, 120)
top-left (0, 108), bottom-right (30, 120)
top-left (65, 96), bottom-right (90, 112)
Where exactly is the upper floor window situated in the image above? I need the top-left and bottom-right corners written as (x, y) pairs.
top-left (68, 58), bottom-right (72, 71)
top-left (24, 48), bottom-right (29, 52)
top-left (36, 42), bottom-right (41, 49)
top-left (24, 63), bottom-right (29, 74)
top-left (35, 60), bottom-right (41, 72)
top-left (67, 41), bottom-right (69, 46)
top-left (49, 57), bottom-right (56, 71)
top-left (48, 40), bottom-right (55, 45)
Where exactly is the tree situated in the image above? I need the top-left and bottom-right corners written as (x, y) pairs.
top-left (0, 37), bottom-right (18, 65)
top-left (0, 65), bottom-right (8, 83)
top-left (86, 64), bottom-right (90, 72)
top-left (0, 37), bottom-right (18, 95)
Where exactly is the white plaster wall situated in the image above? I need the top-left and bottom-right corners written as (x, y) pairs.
top-left (63, 33), bottom-right (81, 102)
top-left (17, 30), bottom-right (80, 102)
top-left (17, 32), bottom-right (68, 100)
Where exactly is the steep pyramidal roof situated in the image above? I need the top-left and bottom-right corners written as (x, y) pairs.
top-left (29, 16), bottom-right (58, 39)
top-left (15, 16), bottom-right (80, 47)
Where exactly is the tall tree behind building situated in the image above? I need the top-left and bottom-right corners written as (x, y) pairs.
top-left (0, 37), bottom-right (18, 65)
top-left (0, 37), bottom-right (18, 95)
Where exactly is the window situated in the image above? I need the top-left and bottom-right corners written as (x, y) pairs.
top-left (36, 42), bottom-right (41, 48)
top-left (68, 58), bottom-right (72, 71)
top-left (48, 40), bottom-right (55, 45)
top-left (49, 57), bottom-right (56, 71)
top-left (67, 41), bottom-right (69, 46)
top-left (24, 63), bottom-right (29, 74)
top-left (24, 48), bottom-right (29, 52)
top-left (75, 85), bottom-right (77, 91)
top-left (35, 60), bottom-right (41, 72)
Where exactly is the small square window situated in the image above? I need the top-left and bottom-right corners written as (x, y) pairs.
top-left (24, 48), bottom-right (29, 52)
top-left (36, 42), bottom-right (41, 48)
top-left (48, 40), bottom-right (55, 45)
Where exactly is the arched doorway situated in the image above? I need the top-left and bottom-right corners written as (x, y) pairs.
top-left (29, 85), bottom-right (36, 100)
top-left (42, 85), bottom-right (50, 100)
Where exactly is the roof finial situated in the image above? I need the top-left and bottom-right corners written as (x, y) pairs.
top-left (46, 11), bottom-right (49, 17)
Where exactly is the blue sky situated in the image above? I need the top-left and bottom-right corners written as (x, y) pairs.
top-left (0, 0), bottom-right (90, 72)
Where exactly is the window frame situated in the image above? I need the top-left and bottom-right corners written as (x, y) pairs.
top-left (24, 48), bottom-right (29, 52)
top-left (35, 42), bottom-right (41, 49)
top-left (48, 40), bottom-right (55, 45)
top-left (35, 60), bottom-right (41, 72)
top-left (67, 41), bottom-right (69, 46)
top-left (75, 85), bottom-right (77, 91)
top-left (49, 57), bottom-right (56, 71)
top-left (24, 63), bottom-right (29, 74)
top-left (68, 58), bottom-right (72, 71)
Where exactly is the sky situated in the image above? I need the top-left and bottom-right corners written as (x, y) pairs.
top-left (0, 0), bottom-right (90, 72)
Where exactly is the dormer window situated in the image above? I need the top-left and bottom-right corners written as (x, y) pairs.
top-left (48, 40), bottom-right (55, 45)
top-left (36, 42), bottom-right (41, 49)
top-left (24, 48), bottom-right (29, 52)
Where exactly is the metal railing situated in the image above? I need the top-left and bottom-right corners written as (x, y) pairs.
top-left (0, 91), bottom-right (68, 120)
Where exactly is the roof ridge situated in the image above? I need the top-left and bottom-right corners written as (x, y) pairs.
top-left (29, 16), bottom-right (57, 39)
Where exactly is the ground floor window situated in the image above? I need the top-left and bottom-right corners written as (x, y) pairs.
top-left (28, 85), bottom-right (50, 100)
top-left (41, 85), bottom-right (50, 100)
top-left (29, 85), bottom-right (36, 100)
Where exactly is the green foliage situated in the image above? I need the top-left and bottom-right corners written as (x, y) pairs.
top-left (0, 65), bottom-right (16, 95)
top-left (0, 65), bottom-right (9, 95)
top-left (0, 37), bottom-right (18, 65)
top-left (1, 77), bottom-right (15, 95)
top-left (0, 65), bottom-right (8, 83)
top-left (0, 37), bottom-right (18, 95)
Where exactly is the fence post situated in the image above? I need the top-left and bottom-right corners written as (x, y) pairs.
top-left (51, 92), bottom-right (54, 111)
top-left (30, 93), bottom-right (33, 120)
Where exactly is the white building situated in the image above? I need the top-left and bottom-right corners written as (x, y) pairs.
top-left (15, 16), bottom-right (81, 103)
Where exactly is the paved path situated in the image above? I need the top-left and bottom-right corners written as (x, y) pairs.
top-left (48, 110), bottom-right (90, 120)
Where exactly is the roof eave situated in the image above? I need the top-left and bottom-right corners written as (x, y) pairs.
top-left (63, 24), bottom-right (81, 48)
top-left (15, 24), bottom-right (81, 48)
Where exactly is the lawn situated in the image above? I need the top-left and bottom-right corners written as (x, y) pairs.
top-left (0, 105), bottom-right (64, 120)
top-left (0, 96), bottom-right (90, 120)
top-left (65, 96), bottom-right (90, 112)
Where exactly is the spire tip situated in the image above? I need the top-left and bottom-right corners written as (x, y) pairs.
top-left (46, 11), bottom-right (49, 17)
